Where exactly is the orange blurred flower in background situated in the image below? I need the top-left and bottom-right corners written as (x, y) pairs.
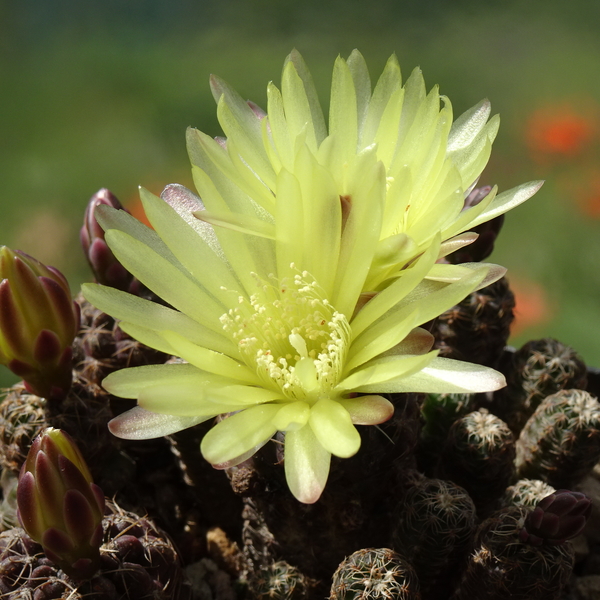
top-left (574, 173), bottom-right (600, 218)
top-left (509, 276), bottom-right (554, 338)
top-left (556, 170), bottom-right (600, 219)
top-left (526, 104), bottom-right (597, 163)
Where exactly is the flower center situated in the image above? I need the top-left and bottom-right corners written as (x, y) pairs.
top-left (220, 269), bottom-right (350, 400)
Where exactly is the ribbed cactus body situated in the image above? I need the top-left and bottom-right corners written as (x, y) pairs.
top-left (391, 478), bottom-right (476, 600)
top-left (0, 384), bottom-right (46, 474)
top-left (451, 506), bottom-right (574, 600)
top-left (330, 548), bottom-right (420, 600)
top-left (494, 339), bottom-right (587, 433)
top-left (437, 409), bottom-right (515, 515)
top-left (418, 393), bottom-right (474, 474)
top-left (516, 389), bottom-right (600, 487)
top-left (430, 277), bottom-right (514, 368)
top-left (251, 561), bottom-right (310, 600)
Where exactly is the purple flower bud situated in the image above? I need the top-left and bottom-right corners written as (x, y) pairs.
top-left (80, 188), bottom-right (136, 291)
top-left (520, 489), bottom-right (592, 546)
top-left (16, 428), bottom-right (105, 580)
top-left (0, 247), bottom-right (79, 400)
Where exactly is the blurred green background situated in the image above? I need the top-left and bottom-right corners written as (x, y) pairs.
top-left (2, 0), bottom-right (600, 387)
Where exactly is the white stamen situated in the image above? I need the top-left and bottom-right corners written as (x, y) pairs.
top-left (220, 269), bottom-right (350, 401)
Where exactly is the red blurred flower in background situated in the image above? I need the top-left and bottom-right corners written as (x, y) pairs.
top-left (526, 104), bottom-right (597, 164)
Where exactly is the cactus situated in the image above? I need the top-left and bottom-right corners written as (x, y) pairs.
top-left (0, 48), bottom-right (597, 600)
top-left (330, 548), bottom-right (420, 600)
top-left (0, 383), bottom-right (47, 474)
top-left (493, 338), bottom-right (587, 432)
top-left (0, 373), bottom-right (116, 483)
top-left (451, 505), bottom-right (575, 600)
top-left (417, 393), bottom-right (474, 474)
top-left (250, 560), bottom-right (311, 600)
top-left (72, 292), bottom-right (168, 388)
top-left (515, 389), bottom-right (600, 488)
top-left (391, 478), bottom-right (476, 600)
top-left (436, 409), bottom-right (516, 515)
top-left (0, 498), bottom-right (189, 599)
top-left (429, 277), bottom-right (515, 369)
top-left (501, 478), bottom-right (556, 508)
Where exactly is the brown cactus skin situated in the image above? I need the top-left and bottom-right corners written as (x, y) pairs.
top-left (451, 506), bottom-right (574, 600)
top-left (0, 383), bottom-right (47, 474)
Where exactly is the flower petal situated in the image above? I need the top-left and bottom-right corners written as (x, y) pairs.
top-left (82, 283), bottom-right (237, 357)
top-left (138, 381), bottom-right (279, 416)
top-left (308, 398), bottom-right (361, 458)
top-left (355, 356), bottom-right (506, 394)
top-left (284, 426), bottom-right (331, 504)
top-left (338, 395), bottom-right (394, 425)
top-left (338, 350), bottom-right (437, 391)
top-left (200, 404), bottom-right (280, 466)
top-left (102, 363), bottom-right (228, 398)
top-left (108, 406), bottom-right (209, 439)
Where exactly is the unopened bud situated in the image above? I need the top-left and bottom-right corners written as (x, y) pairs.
top-left (16, 428), bottom-right (105, 579)
top-left (520, 489), bottom-right (592, 546)
top-left (80, 188), bottom-right (136, 291)
top-left (0, 247), bottom-right (79, 400)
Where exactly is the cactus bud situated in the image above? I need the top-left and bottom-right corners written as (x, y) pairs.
top-left (0, 247), bottom-right (79, 400)
top-left (520, 490), bottom-right (592, 546)
top-left (80, 188), bottom-right (136, 291)
top-left (16, 427), bottom-right (105, 579)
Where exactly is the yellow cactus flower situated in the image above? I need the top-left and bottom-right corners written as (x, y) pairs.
top-left (81, 50), bottom-right (535, 503)
top-left (187, 49), bottom-right (541, 292)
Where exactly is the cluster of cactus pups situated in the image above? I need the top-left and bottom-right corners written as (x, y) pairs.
top-left (0, 187), bottom-right (599, 599)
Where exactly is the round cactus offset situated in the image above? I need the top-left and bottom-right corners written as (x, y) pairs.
top-left (516, 388), bottom-right (600, 487)
top-left (330, 548), bottom-right (420, 600)
top-left (451, 505), bottom-right (575, 600)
